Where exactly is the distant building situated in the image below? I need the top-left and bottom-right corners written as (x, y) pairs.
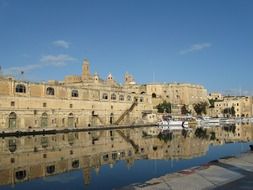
top-left (213, 96), bottom-right (253, 117)
top-left (208, 92), bottom-right (223, 101)
top-left (144, 83), bottom-right (208, 114)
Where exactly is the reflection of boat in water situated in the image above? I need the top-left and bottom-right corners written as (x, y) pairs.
top-left (220, 118), bottom-right (236, 124)
top-left (202, 117), bottom-right (220, 123)
top-left (143, 126), bottom-right (161, 136)
top-left (196, 117), bottom-right (220, 126)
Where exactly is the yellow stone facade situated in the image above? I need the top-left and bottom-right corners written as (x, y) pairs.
top-left (0, 59), bottom-right (212, 131)
top-left (144, 83), bottom-right (208, 114)
top-left (0, 60), bottom-right (154, 131)
top-left (213, 96), bottom-right (253, 118)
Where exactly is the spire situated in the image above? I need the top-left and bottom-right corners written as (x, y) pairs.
top-left (82, 59), bottom-right (92, 81)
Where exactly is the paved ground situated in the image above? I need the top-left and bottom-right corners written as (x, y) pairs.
top-left (120, 151), bottom-right (253, 190)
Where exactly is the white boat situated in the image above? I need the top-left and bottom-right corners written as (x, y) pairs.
top-left (157, 119), bottom-right (189, 131)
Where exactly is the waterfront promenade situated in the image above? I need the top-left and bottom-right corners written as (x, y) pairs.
top-left (122, 151), bottom-right (253, 190)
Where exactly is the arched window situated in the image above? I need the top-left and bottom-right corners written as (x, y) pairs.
top-left (102, 93), bottom-right (108, 100)
top-left (41, 113), bottom-right (48, 128)
top-left (152, 93), bottom-right (157, 98)
top-left (119, 95), bottom-right (124, 101)
top-left (9, 112), bottom-right (17, 128)
top-left (16, 84), bottom-right (26, 93)
top-left (140, 91), bottom-right (145, 94)
top-left (111, 93), bottom-right (116, 100)
top-left (46, 87), bottom-right (55, 95)
top-left (71, 90), bottom-right (78, 97)
top-left (68, 113), bottom-right (74, 128)
top-left (127, 95), bottom-right (132, 101)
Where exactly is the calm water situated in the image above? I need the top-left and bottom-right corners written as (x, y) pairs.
top-left (0, 123), bottom-right (253, 190)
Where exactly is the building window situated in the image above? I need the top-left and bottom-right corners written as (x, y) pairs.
top-left (119, 95), bottom-right (124, 101)
top-left (15, 170), bottom-right (26, 180)
top-left (152, 93), bottom-right (156, 98)
top-left (70, 104), bottom-right (73, 108)
top-left (111, 93), bottom-right (116, 100)
top-left (9, 139), bottom-right (17, 153)
top-left (140, 97), bottom-right (144, 102)
top-left (43, 102), bottom-right (47, 107)
top-left (71, 90), bottom-right (78, 97)
top-left (9, 112), bottom-right (17, 128)
top-left (11, 101), bottom-right (15, 107)
top-left (102, 93), bottom-right (108, 100)
top-left (127, 95), bottom-right (132, 101)
top-left (46, 165), bottom-right (55, 174)
top-left (72, 160), bottom-right (79, 168)
top-left (68, 113), bottom-right (74, 128)
top-left (46, 87), bottom-right (55, 96)
top-left (41, 113), bottom-right (48, 128)
top-left (15, 84), bottom-right (26, 93)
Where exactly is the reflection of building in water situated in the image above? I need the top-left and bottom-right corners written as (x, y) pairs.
top-left (208, 123), bottom-right (253, 145)
top-left (138, 131), bottom-right (210, 160)
top-left (0, 128), bottom-right (206, 186)
top-left (0, 130), bottom-right (136, 186)
top-left (0, 126), bottom-right (252, 186)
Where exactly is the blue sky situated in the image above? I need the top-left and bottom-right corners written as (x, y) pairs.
top-left (0, 0), bottom-right (253, 94)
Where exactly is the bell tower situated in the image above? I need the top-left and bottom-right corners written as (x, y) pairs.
top-left (82, 59), bottom-right (91, 81)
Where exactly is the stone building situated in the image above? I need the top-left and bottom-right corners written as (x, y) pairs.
top-left (208, 92), bottom-right (223, 101)
top-left (143, 83), bottom-right (208, 114)
top-left (0, 59), bottom-right (154, 131)
top-left (0, 58), bottom-right (212, 131)
top-left (213, 96), bottom-right (253, 118)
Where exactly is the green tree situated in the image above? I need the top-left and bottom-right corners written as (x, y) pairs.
top-left (181, 104), bottom-right (191, 115)
top-left (231, 106), bottom-right (236, 116)
top-left (193, 102), bottom-right (208, 115)
top-left (208, 99), bottom-right (215, 108)
top-left (156, 101), bottom-right (171, 113)
top-left (194, 128), bottom-right (209, 139)
top-left (223, 106), bottom-right (235, 117)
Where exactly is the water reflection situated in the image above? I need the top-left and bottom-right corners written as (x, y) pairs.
top-left (0, 123), bottom-right (253, 188)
